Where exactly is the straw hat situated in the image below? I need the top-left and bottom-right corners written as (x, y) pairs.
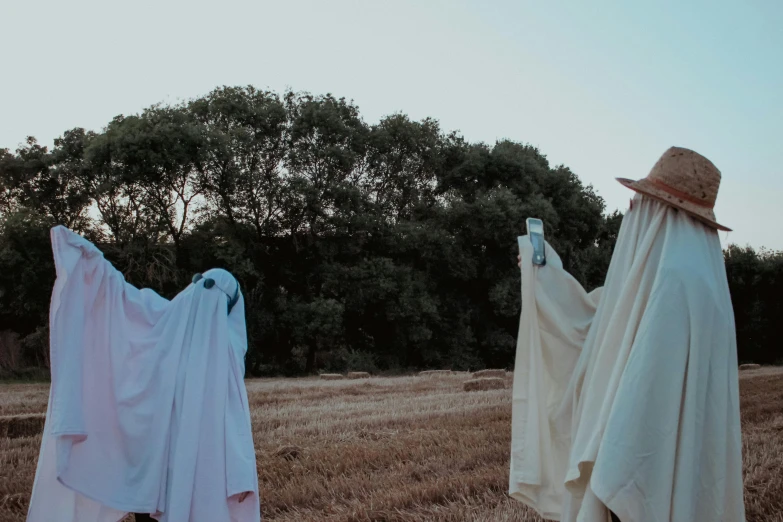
top-left (617, 146), bottom-right (730, 232)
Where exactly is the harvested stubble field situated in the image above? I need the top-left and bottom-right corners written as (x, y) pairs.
top-left (1, 368), bottom-right (782, 522)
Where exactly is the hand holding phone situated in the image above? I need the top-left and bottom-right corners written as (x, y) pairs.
top-left (526, 218), bottom-right (546, 266)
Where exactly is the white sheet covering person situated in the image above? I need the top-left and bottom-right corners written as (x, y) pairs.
top-left (509, 147), bottom-right (745, 522)
top-left (27, 226), bottom-right (260, 522)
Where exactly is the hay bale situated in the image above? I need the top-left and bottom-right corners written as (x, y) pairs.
top-left (739, 364), bottom-right (761, 371)
top-left (319, 373), bottom-right (345, 380)
top-left (0, 413), bottom-right (46, 439)
top-left (463, 377), bottom-right (506, 392)
top-left (347, 371), bottom-right (371, 379)
top-left (418, 370), bottom-right (453, 377)
top-left (274, 444), bottom-right (303, 461)
top-left (472, 369), bottom-right (506, 379)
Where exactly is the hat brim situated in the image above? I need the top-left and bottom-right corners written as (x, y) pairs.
top-left (617, 177), bottom-right (731, 232)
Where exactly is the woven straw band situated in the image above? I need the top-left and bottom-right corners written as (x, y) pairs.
top-left (649, 178), bottom-right (714, 209)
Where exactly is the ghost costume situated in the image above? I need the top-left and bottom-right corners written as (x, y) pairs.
top-left (27, 226), bottom-right (260, 522)
top-left (509, 195), bottom-right (745, 521)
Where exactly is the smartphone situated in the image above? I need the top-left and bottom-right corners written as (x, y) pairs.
top-left (526, 218), bottom-right (546, 266)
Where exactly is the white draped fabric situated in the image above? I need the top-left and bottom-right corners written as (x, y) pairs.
top-left (27, 226), bottom-right (260, 522)
top-left (510, 195), bottom-right (745, 522)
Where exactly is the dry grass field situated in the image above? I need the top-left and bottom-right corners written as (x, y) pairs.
top-left (1, 368), bottom-right (781, 522)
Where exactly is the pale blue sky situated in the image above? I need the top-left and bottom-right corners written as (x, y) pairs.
top-left (2, 0), bottom-right (781, 248)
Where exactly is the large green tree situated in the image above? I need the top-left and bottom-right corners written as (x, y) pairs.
top-left (2, 85), bottom-right (777, 376)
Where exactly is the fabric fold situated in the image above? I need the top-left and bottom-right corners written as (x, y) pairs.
top-left (509, 234), bottom-right (602, 519)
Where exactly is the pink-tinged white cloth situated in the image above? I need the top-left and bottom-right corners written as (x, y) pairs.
top-left (28, 226), bottom-right (260, 522)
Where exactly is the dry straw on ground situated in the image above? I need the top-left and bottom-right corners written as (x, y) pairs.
top-left (418, 370), bottom-right (452, 377)
top-left (471, 369), bottom-right (506, 379)
top-left (463, 377), bottom-right (506, 392)
top-left (273, 445), bottom-right (303, 461)
top-left (740, 363), bottom-right (761, 371)
top-left (1, 369), bottom-right (782, 521)
top-left (346, 372), bottom-right (371, 379)
top-left (0, 414), bottom-right (45, 439)
top-left (319, 373), bottom-right (344, 380)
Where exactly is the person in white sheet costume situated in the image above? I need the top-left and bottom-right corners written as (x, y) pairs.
top-left (509, 147), bottom-right (745, 522)
top-left (27, 226), bottom-right (260, 522)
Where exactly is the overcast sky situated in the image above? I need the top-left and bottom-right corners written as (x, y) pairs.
top-left (2, 0), bottom-right (781, 249)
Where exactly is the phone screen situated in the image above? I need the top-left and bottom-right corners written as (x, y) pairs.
top-left (527, 218), bottom-right (546, 266)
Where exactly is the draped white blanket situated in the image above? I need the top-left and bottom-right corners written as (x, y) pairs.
top-left (510, 195), bottom-right (745, 522)
top-left (28, 226), bottom-right (260, 522)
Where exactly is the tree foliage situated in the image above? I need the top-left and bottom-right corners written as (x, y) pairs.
top-left (724, 246), bottom-right (783, 364)
top-left (0, 86), bottom-right (777, 375)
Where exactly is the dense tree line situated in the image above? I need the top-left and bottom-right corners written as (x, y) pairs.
top-left (0, 86), bottom-right (778, 377)
top-left (724, 246), bottom-right (783, 364)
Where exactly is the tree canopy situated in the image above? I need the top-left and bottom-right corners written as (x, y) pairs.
top-left (0, 86), bottom-right (778, 377)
